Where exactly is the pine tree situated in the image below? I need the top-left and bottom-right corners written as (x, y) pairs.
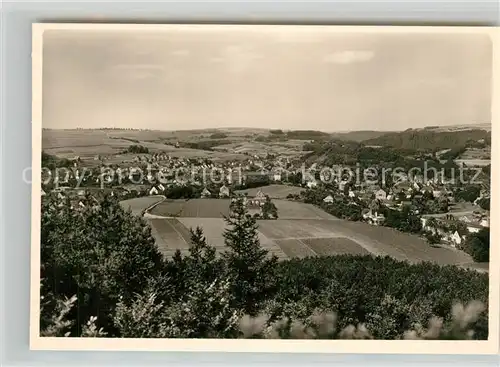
top-left (222, 197), bottom-right (278, 315)
top-left (186, 227), bottom-right (221, 283)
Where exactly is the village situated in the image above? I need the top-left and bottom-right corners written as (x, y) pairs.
top-left (41, 140), bottom-right (491, 255)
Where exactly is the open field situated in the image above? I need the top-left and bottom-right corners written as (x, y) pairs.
top-left (302, 237), bottom-right (370, 256)
top-left (149, 198), bottom-right (337, 220)
top-left (213, 140), bottom-right (306, 157)
top-left (273, 239), bottom-right (317, 258)
top-left (144, 198), bottom-right (476, 267)
top-left (273, 200), bottom-right (339, 220)
top-left (42, 128), bottom-right (326, 164)
top-left (336, 221), bottom-right (473, 265)
top-left (236, 184), bottom-right (305, 199)
top-left (43, 129), bottom-right (121, 149)
top-left (120, 196), bottom-right (164, 216)
top-left (177, 217), bottom-right (287, 259)
top-left (43, 129), bottom-right (133, 159)
top-left (257, 219), bottom-right (338, 239)
top-left (146, 216), bottom-right (288, 259)
top-left (149, 199), bottom-right (232, 218)
top-left (147, 218), bottom-right (191, 256)
top-left (143, 211), bottom-right (476, 268)
top-left (177, 218), bottom-right (227, 248)
top-left (43, 128), bottom-right (258, 163)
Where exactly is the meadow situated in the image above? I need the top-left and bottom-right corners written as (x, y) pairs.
top-left (136, 197), bottom-right (476, 268)
top-left (148, 197), bottom-right (338, 220)
top-left (235, 184), bottom-right (305, 199)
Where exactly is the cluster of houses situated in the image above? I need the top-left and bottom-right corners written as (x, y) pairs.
top-left (421, 210), bottom-right (490, 247)
top-left (43, 152), bottom-right (297, 205)
top-left (148, 183), bottom-right (231, 198)
top-left (76, 155), bottom-right (299, 188)
top-left (318, 179), bottom-right (454, 216)
top-left (313, 168), bottom-right (491, 235)
top-left (41, 187), bottom-right (105, 210)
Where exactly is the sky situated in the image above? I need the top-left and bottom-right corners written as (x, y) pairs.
top-left (42, 26), bottom-right (493, 132)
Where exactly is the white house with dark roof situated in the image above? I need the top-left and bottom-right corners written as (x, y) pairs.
top-left (248, 189), bottom-right (267, 206)
top-left (323, 195), bottom-right (334, 203)
top-left (466, 223), bottom-right (482, 234)
top-left (219, 185), bottom-right (230, 198)
top-left (306, 180), bottom-right (318, 189)
top-left (480, 217), bottom-right (490, 227)
top-left (255, 189), bottom-right (266, 200)
top-left (450, 231), bottom-right (463, 246)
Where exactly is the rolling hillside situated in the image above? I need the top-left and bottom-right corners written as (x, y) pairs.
top-left (330, 130), bottom-right (392, 142)
top-left (362, 128), bottom-right (491, 151)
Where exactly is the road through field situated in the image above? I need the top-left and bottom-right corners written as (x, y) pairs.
top-left (120, 195), bottom-right (165, 216)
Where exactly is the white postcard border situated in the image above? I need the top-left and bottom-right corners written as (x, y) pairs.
top-left (30, 23), bottom-right (500, 354)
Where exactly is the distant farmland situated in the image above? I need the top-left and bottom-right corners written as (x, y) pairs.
top-left (42, 128), bottom-right (253, 161)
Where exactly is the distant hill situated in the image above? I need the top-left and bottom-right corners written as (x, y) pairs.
top-left (285, 130), bottom-right (332, 140)
top-left (421, 123), bottom-right (491, 133)
top-left (331, 130), bottom-right (392, 142)
top-left (363, 128), bottom-right (491, 151)
top-left (302, 139), bottom-right (419, 166)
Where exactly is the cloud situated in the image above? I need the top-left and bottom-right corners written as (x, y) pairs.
top-left (209, 57), bottom-right (225, 63)
top-left (414, 78), bottom-right (455, 87)
top-left (171, 49), bottom-right (190, 57)
top-left (114, 64), bottom-right (165, 71)
top-left (209, 45), bottom-right (263, 73)
top-left (323, 50), bottom-right (374, 64)
top-left (111, 63), bottom-right (165, 79)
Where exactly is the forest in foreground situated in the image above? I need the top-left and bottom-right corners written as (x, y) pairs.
top-left (40, 195), bottom-right (489, 340)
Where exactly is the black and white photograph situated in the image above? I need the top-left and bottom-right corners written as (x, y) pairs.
top-left (31, 24), bottom-right (499, 353)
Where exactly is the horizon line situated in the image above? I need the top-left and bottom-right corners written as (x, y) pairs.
top-left (41, 122), bottom-right (491, 134)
